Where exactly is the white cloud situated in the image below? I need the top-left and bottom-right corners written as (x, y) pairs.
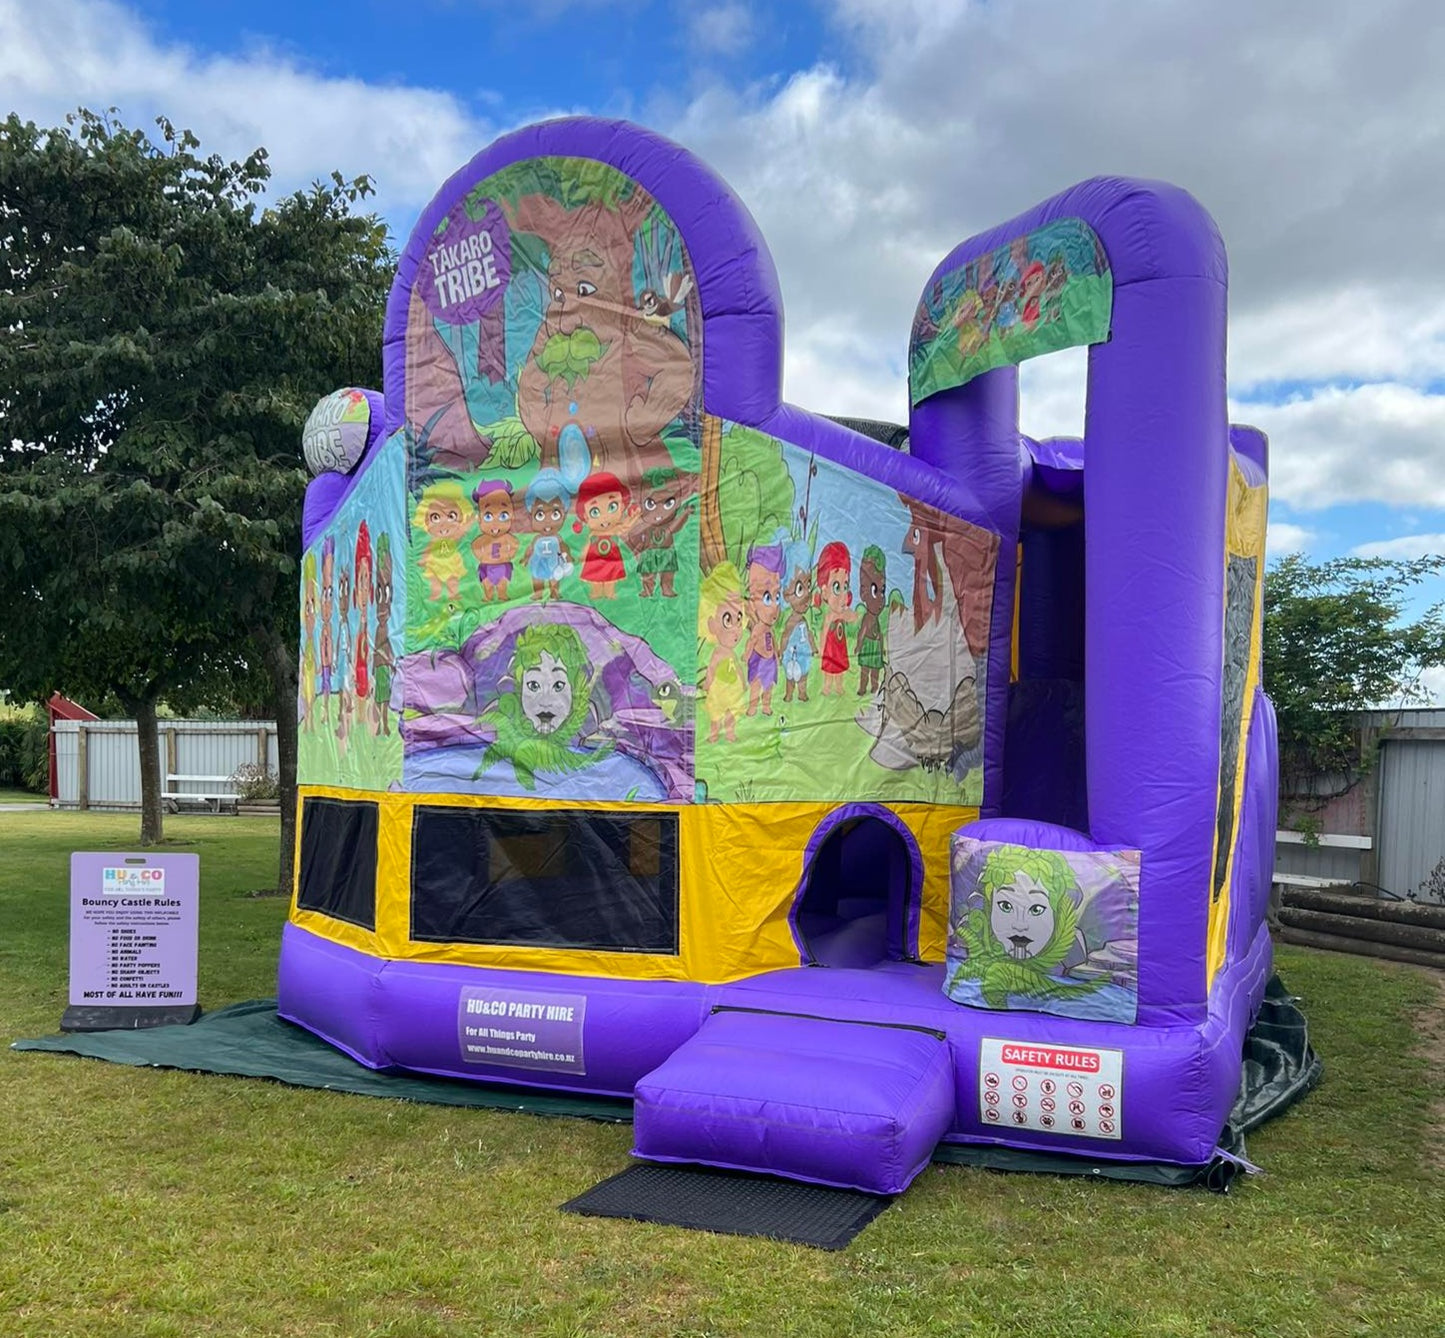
top-left (6, 0), bottom-right (1445, 520)
top-left (667, 0), bottom-right (1445, 487)
top-left (1236, 383), bottom-right (1445, 511)
top-left (1019, 348), bottom-right (1088, 442)
top-left (1350, 533), bottom-right (1445, 560)
top-left (687, 3), bottom-right (755, 56)
top-left (0, 0), bottom-right (499, 221)
top-left (1420, 665), bottom-right (1445, 703)
top-left (1267, 522), bottom-right (1315, 558)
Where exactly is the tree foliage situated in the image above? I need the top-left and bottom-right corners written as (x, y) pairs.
top-left (1263, 553), bottom-right (1445, 796)
top-left (0, 108), bottom-right (392, 869)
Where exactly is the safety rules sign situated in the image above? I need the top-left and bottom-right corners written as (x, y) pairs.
top-left (979, 1038), bottom-right (1123, 1139)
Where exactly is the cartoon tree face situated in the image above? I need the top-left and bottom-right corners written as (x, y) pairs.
top-left (520, 649), bottom-right (575, 736)
top-left (988, 873), bottom-right (1057, 960)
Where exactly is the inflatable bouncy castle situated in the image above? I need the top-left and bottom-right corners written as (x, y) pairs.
top-left (284, 119), bottom-right (1282, 1194)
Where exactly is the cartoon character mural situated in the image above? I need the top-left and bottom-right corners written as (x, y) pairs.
top-left (628, 466), bottom-right (692, 598)
top-left (352, 523), bottom-right (374, 734)
top-left (699, 562), bottom-right (746, 745)
top-left (779, 536), bottom-right (818, 704)
top-left (318, 537), bottom-right (336, 730)
top-left (505, 188), bottom-right (695, 482)
top-left (300, 552), bottom-right (319, 733)
top-left (697, 421), bottom-right (995, 806)
top-left (297, 430), bottom-right (406, 790)
top-left (574, 471), bottom-right (632, 600)
top-left (946, 840), bottom-right (1141, 1024)
top-left (857, 496), bottom-right (997, 778)
top-left (522, 469), bottom-right (574, 599)
top-left (743, 539), bottom-right (785, 716)
top-left (373, 532), bottom-right (396, 736)
top-left (470, 480), bottom-right (518, 602)
top-left (475, 622), bottom-right (610, 791)
top-left (909, 217), bottom-right (1113, 406)
top-left (403, 605), bottom-right (689, 801)
top-left (416, 481), bottom-right (471, 603)
top-left (335, 563), bottom-right (354, 750)
top-left (396, 157), bottom-right (704, 805)
top-left (855, 545), bottom-right (887, 697)
top-left (816, 541), bottom-right (858, 696)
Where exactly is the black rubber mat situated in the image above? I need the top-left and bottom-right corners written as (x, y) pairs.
top-left (561, 1163), bottom-right (893, 1249)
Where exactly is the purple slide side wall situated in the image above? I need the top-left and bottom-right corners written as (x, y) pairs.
top-left (913, 178), bottom-right (1230, 1026)
top-left (910, 368), bottom-right (1023, 816)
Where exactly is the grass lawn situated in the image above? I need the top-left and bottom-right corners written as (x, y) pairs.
top-left (1, 810), bottom-right (1442, 1337)
top-left (0, 786), bottom-right (46, 805)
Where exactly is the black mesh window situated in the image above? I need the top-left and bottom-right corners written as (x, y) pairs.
top-left (410, 806), bottom-right (680, 953)
top-left (298, 797), bottom-right (379, 930)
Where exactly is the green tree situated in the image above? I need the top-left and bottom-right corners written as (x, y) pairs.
top-left (1263, 553), bottom-right (1445, 800)
top-left (0, 109), bottom-right (391, 881)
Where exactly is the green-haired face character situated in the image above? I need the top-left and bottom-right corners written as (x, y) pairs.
top-left (476, 623), bottom-right (611, 791)
top-left (950, 844), bottom-right (1101, 1009)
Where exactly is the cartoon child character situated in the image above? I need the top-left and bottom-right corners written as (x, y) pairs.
top-left (1042, 253), bottom-right (1068, 324)
top-left (1019, 260), bottom-right (1047, 331)
top-left (522, 469), bottom-right (574, 600)
top-left (627, 466), bottom-right (694, 598)
top-left (300, 551), bottom-right (318, 733)
top-left (373, 531), bottom-right (395, 737)
top-left (743, 540), bottom-right (784, 717)
top-left (415, 481), bottom-right (470, 602)
top-left (855, 544), bottom-right (887, 696)
top-left (816, 541), bottom-right (859, 696)
top-left (699, 561), bottom-right (746, 744)
top-left (574, 471), bottom-right (633, 600)
top-left (779, 541), bottom-right (818, 703)
top-left (353, 522), bottom-right (374, 731)
top-left (475, 623), bottom-right (611, 791)
top-left (471, 479), bottom-right (519, 602)
top-left (318, 537), bottom-right (335, 727)
top-left (335, 564), bottom-right (354, 747)
top-left (948, 845), bottom-right (1103, 1008)
top-left (950, 288), bottom-right (985, 360)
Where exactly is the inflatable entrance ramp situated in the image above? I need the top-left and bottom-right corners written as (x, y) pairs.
top-left (285, 117), bottom-right (1302, 1189)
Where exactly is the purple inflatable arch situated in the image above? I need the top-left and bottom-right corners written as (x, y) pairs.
top-left (283, 118), bottom-right (1282, 1195)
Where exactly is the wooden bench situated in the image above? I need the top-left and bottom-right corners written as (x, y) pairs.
top-left (1272, 872), bottom-right (1348, 890)
top-left (163, 774), bottom-right (240, 813)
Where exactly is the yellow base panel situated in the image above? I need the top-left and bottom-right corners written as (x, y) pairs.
top-left (293, 785), bottom-right (975, 984)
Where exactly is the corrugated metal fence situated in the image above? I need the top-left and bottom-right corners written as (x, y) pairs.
top-left (1275, 708), bottom-right (1445, 904)
top-left (52, 719), bottom-right (278, 812)
top-left (1378, 730), bottom-right (1445, 900)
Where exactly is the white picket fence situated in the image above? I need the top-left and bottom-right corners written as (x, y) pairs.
top-left (51, 719), bottom-right (278, 812)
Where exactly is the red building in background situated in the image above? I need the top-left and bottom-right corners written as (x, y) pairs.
top-left (46, 692), bottom-right (97, 803)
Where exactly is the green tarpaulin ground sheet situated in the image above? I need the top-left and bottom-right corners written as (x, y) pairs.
top-left (12, 975), bottom-right (1321, 1190)
top-left (12, 999), bottom-right (632, 1123)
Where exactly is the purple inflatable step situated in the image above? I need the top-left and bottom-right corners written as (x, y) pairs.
top-left (632, 1007), bottom-right (956, 1196)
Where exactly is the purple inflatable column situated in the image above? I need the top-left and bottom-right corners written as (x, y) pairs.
top-left (1083, 188), bottom-right (1229, 1027)
top-left (909, 367), bottom-right (1022, 818)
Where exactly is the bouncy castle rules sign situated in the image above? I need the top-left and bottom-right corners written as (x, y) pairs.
top-left (64, 852), bottom-right (201, 1031)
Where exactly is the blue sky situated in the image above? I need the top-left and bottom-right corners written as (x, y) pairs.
top-left (121, 0), bottom-right (845, 116)
top-left (5, 0), bottom-right (1445, 670)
